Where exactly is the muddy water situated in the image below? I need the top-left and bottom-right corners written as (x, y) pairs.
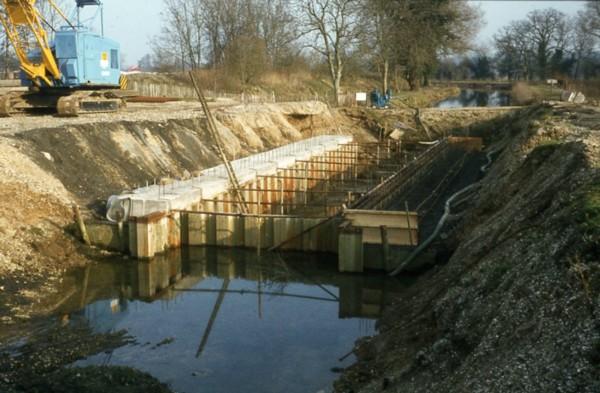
top-left (12, 249), bottom-right (407, 393)
top-left (435, 89), bottom-right (512, 108)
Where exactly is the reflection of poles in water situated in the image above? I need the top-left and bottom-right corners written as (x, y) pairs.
top-left (258, 264), bottom-right (263, 320)
top-left (174, 287), bottom-right (338, 302)
top-left (196, 279), bottom-right (230, 358)
top-left (79, 265), bottom-right (91, 309)
top-left (275, 252), bottom-right (339, 301)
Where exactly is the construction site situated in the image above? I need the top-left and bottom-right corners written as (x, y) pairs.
top-left (0, 1), bottom-right (599, 393)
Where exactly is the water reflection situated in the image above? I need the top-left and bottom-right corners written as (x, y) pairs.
top-left (436, 89), bottom-right (512, 108)
top-left (51, 248), bottom-right (407, 393)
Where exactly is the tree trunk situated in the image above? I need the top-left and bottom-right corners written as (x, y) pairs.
top-left (537, 43), bottom-right (548, 81)
top-left (382, 59), bottom-right (389, 93)
top-left (407, 68), bottom-right (420, 91)
top-left (332, 68), bottom-right (343, 106)
top-left (328, 51), bottom-right (343, 107)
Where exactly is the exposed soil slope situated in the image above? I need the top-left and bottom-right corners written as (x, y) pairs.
top-left (336, 104), bottom-right (600, 393)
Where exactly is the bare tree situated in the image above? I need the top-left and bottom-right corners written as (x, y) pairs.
top-left (525, 8), bottom-right (569, 80)
top-left (258, 0), bottom-right (299, 68)
top-left (581, 0), bottom-right (600, 39)
top-left (200, 0), bottom-right (223, 67)
top-left (37, 0), bottom-right (71, 32)
top-left (364, 0), bottom-right (394, 92)
top-left (300, 0), bottom-right (363, 105)
top-left (0, 7), bottom-right (11, 78)
top-left (150, 0), bottom-right (205, 71)
top-left (571, 12), bottom-right (596, 79)
top-left (387, 0), bottom-right (480, 90)
top-left (495, 20), bottom-right (536, 80)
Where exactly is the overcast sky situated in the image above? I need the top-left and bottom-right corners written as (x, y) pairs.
top-left (75, 0), bottom-right (588, 67)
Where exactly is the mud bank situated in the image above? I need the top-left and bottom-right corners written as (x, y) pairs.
top-left (336, 104), bottom-right (600, 392)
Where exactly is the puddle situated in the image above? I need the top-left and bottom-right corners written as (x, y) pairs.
top-left (13, 248), bottom-right (409, 393)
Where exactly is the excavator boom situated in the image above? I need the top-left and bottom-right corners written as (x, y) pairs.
top-left (0, 0), bottom-right (63, 87)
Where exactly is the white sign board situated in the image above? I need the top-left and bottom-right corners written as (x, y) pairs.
top-left (356, 92), bottom-right (367, 102)
top-left (547, 79), bottom-right (558, 85)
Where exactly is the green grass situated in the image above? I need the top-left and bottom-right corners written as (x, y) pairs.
top-left (536, 138), bottom-right (563, 147)
top-left (528, 84), bottom-right (563, 101)
top-left (582, 185), bottom-right (600, 236)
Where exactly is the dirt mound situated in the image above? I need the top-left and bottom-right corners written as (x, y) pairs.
top-left (0, 139), bottom-right (87, 324)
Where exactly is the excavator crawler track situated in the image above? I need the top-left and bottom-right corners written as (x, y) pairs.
top-left (0, 90), bottom-right (126, 117)
top-left (57, 91), bottom-right (126, 117)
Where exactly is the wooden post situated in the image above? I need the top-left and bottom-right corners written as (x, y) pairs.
top-left (380, 225), bottom-right (390, 271)
top-left (405, 201), bottom-right (414, 246)
top-left (73, 205), bottom-right (91, 246)
top-left (279, 179), bottom-right (284, 215)
top-left (257, 185), bottom-right (262, 215)
top-left (304, 162), bottom-right (309, 206)
top-left (256, 217), bottom-right (262, 256)
top-left (118, 221), bottom-right (125, 251)
top-left (324, 179), bottom-right (329, 216)
top-left (338, 225), bottom-right (364, 273)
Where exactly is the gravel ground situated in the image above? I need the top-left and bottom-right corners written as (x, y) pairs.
top-left (0, 100), bottom-right (242, 135)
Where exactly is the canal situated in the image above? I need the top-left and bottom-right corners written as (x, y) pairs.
top-left (1, 248), bottom-right (409, 393)
top-left (435, 89), bottom-right (512, 108)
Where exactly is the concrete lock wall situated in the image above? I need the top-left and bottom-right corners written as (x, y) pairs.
top-left (90, 135), bottom-right (424, 273)
top-left (127, 210), bottom-right (345, 259)
top-left (116, 135), bottom-right (361, 259)
top-left (131, 212), bottom-right (182, 260)
top-left (123, 210), bottom-right (346, 260)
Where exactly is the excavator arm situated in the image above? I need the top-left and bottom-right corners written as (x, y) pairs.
top-left (0, 0), bottom-right (67, 87)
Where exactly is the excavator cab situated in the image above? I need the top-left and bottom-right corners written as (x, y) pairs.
top-left (53, 28), bottom-right (121, 88)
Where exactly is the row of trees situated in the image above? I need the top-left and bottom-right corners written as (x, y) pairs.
top-left (148, 0), bottom-right (481, 102)
top-left (495, 4), bottom-right (599, 81)
top-left (147, 0), bottom-right (299, 80)
top-left (438, 3), bottom-right (600, 82)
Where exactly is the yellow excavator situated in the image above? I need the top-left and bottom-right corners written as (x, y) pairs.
top-left (0, 0), bottom-right (127, 116)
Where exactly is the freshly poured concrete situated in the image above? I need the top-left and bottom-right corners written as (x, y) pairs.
top-left (107, 135), bottom-right (353, 221)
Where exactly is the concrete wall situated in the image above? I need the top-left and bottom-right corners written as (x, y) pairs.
top-left (131, 212), bottom-right (339, 258)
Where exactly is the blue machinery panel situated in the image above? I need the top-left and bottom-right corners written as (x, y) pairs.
top-left (53, 29), bottom-right (120, 88)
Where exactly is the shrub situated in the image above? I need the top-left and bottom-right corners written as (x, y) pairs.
top-left (511, 82), bottom-right (536, 105)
